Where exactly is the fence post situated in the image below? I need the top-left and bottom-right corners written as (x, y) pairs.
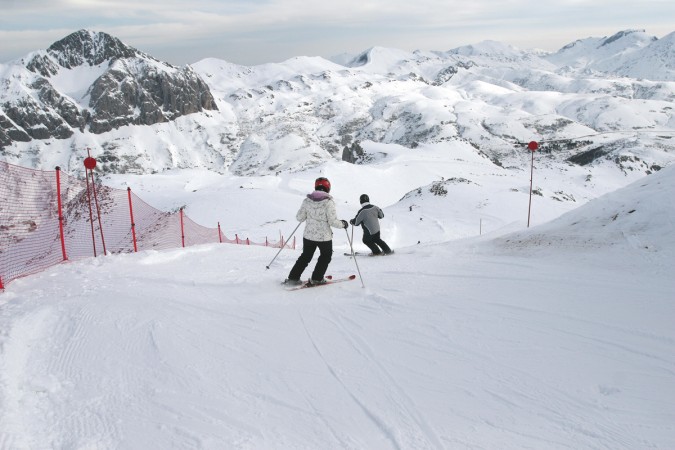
top-left (82, 151), bottom-right (107, 256)
top-left (84, 166), bottom-right (97, 257)
top-left (246, 238), bottom-right (250, 245)
top-left (89, 169), bottom-right (107, 255)
top-left (127, 187), bottom-right (138, 252)
top-left (55, 167), bottom-right (68, 261)
top-left (235, 234), bottom-right (239, 244)
top-left (0, 276), bottom-right (4, 290)
top-left (217, 222), bottom-right (222, 243)
top-left (180, 208), bottom-right (185, 248)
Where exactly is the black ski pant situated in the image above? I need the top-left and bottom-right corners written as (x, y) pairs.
top-left (288, 238), bottom-right (333, 281)
top-left (363, 231), bottom-right (391, 255)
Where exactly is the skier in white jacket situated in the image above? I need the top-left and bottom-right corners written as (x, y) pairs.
top-left (284, 177), bottom-right (348, 286)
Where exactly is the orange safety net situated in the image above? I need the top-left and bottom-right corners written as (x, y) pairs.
top-left (0, 161), bottom-right (294, 289)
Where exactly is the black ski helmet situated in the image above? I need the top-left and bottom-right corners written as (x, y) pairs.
top-left (359, 194), bottom-right (369, 204)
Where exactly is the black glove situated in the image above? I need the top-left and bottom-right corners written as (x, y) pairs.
top-left (349, 219), bottom-right (355, 225)
top-left (340, 220), bottom-right (348, 229)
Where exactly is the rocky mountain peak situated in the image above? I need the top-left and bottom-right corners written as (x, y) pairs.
top-left (599, 29), bottom-right (651, 47)
top-left (2, 30), bottom-right (218, 150)
top-left (47, 29), bottom-right (141, 69)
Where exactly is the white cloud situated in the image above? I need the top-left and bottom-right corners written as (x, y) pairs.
top-left (0, 0), bottom-right (673, 65)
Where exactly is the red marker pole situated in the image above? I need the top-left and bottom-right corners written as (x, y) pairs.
top-left (179, 208), bottom-right (185, 248)
top-left (527, 141), bottom-right (539, 227)
top-left (127, 187), bottom-right (138, 252)
top-left (55, 166), bottom-right (68, 261)
top-left (84, 155), bottom-right (98, 256)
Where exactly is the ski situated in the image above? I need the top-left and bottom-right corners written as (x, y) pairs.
top-left (344, 251), bottom-right (394, 257)
top-left (283, 275), bottom-right (356, 291)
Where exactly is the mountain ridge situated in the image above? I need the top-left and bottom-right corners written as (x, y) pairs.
top-left (0, 28), bottom-right (674, 180)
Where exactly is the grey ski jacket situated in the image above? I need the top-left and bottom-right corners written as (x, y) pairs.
top-left (352, 203), bottom-right (384, 236)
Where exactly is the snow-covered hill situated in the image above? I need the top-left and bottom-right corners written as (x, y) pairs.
top-left (545, 29), bottom-right (675, 81)
top-left (2, 31), bottom-right (674, 260)
top-left (1, 152), bottom-right (672, 449)
top-left (494, 162), bottom-right (675, 257)
top-left (1, 29), bottom-right (674, 183)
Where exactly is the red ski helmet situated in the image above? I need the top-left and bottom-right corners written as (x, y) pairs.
top-left (315, 177), bottom-right (331, 193)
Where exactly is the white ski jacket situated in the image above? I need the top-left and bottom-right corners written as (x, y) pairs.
top-left (297, 191), bottom-right (345, 242)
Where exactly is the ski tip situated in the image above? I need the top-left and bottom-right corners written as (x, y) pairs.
top-left (348, 274), bottom-right (356, 280)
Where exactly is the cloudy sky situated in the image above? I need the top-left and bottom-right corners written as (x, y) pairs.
top-left (1, 0), bottom-right (673, 66)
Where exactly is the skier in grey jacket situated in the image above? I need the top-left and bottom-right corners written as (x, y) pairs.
top-left (285, 177), bottom-right (348, 286)
top-left (350, 194), bottom-right (392, 255)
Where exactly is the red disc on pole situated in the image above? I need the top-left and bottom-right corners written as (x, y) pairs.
top-left (528, 141), bottom-right (539, 151)
top-left (84, 157), bottom-right (97, 169)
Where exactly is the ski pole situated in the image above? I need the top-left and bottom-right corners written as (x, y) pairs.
top-left (345, 227), bottom-right (365, 288)
top-left (347, 223), bottom-right (358, 260)
top-left (266, 222), bottom-right (301, 269)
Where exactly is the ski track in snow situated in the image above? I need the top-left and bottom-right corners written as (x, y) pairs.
top-left (299, 311), bottom-right (403, 449)
top-left (1, 244), bottom-right (673, 449)
top-left (328, 309), bottom-right (445, 449)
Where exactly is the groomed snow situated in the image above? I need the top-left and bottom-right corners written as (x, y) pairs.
top-left (1, 162), bottom-right (673, 449)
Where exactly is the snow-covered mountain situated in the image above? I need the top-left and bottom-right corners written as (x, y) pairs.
top-left (0, 30), bottom-right (217, 161)
top-left (0, 28), bottom-right (673, 180)
top-left (545, 29), bottom-right (675, 81)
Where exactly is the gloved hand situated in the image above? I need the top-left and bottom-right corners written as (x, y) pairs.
top-left (340, 220), bottom-right (348, 229)
top-left (349, 219), bottom-right (355, 225)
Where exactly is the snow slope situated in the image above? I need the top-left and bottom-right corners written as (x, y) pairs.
top-left (1, 163), bottom-right (673, 449)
